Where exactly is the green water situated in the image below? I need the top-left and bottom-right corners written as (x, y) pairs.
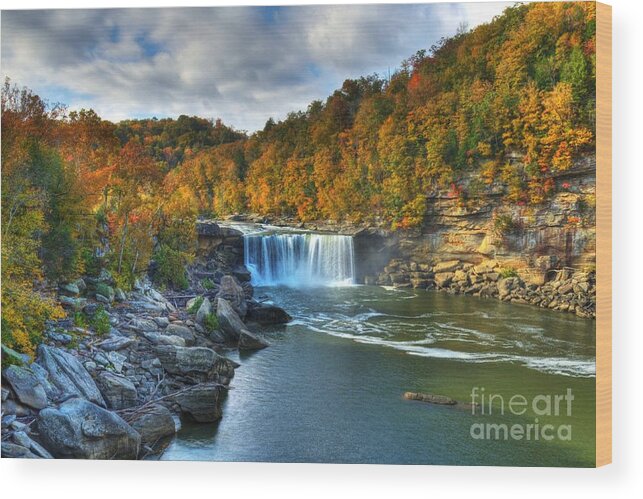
top-left (161, 286), bottom-right (596, 466)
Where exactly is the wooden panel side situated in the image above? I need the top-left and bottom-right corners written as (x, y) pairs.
top-left (595, 1), bottom-right (612, 468)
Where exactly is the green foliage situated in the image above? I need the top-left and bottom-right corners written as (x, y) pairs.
top-left (493, 213), bottom-right (521, 235)
top-left (152, 244), bottom-right (190, 290)
top-left (73, 311), bottom-right (88, 328)
top-left (90, 306), bottom-right (111, 336)
top-left (188, 296), bottom-right (205, 314)
top-left (201, 278), bottom-right (215, 290)
top-left (202, 312), bottom-right (219, 333)
top-left (499, 267), bottom-right (519, 279)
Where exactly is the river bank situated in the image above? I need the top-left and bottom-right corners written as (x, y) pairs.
top-left (1, 243), bottom-right (289, 459)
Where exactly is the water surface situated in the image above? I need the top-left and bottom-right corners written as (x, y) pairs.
top-left (162, 285), bottom-right (595, 466)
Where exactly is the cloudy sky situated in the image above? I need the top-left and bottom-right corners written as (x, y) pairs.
top-left (1, 2), bottom-right (512, 131)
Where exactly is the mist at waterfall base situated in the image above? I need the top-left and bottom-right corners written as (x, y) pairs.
top-left (161, 228), bottom-right (596, 465)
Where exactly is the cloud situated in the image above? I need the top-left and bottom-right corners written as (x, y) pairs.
top-left (1, 2), bottom-right (512, 131)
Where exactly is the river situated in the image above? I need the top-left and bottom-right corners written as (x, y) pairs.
top-left (161, 227), bottom-right (596, 466)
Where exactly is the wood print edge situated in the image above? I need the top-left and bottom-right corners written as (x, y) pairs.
top-left (595, 0), bottom-right (612, 468)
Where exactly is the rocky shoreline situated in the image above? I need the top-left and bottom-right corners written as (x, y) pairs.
top-left (1, 240), bottom-right (290, 459)
top-left (215, 213), bottom-right (596, 319)
top-left (372, 258), bottom-right (595, 319)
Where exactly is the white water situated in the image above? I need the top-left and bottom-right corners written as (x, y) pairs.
top-left (244, 233), bottom-right (356, 287)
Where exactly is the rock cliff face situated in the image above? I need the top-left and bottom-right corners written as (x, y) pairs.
top-left (354, 156), bottom-right (596, 288)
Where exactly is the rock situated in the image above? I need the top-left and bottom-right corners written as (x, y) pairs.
top-left (473, 261), bottom-right (498, 274)
top-left (153, 316), bottom-right (170, 328)
top-left (47, 331), bottom-right (73, 344)
top-left (453, 269), bottom-right (469, 284)
top-left (114, 288), bottom-right (127, 302)
top-left (129, 404), bottom-right (177, 447)
top-left (12, 431), bottom-right (54, 458)
top-left (498, 277), bottom-right (519, 299)
top-left (142, 332), bottom-right (186, 347)
top-left (37, 398), bottom-right (140, 459)
top-left (95, 294), bottom-right (111, 304)
top-left (154, 346), bottom-right (236, 381)
top-left (403, 391), bottom-right (457, 405)
top-left (195, 297), bottom-right (213, 325)
top-left (2, 399), bottom-right (32, 417)
top-left (186, 296), bottom-right (199, 311)
top-left (433, 260), bottom-right (461, 273)
top-left (1, 442), bottom-right (40, 458)
top-left (74, 278), bottom-right (87, 293)
top-left (59, 296), bottom-right (87, 310)
top-left (434, 272), bottom-right (454, 288)
top-left (128, 318), bottom-right (159, 332)
top-left (165, 324), bottom-right (196, 346)
top-left (107, 351), bottom-right (127, 373)
top-left (36, 345), bottom-right (105, 406)
top-left (216, 275), bottom-right (248, 317)
top-left (246, 304), bottom-right (292, 324)
top-left (2, 343), bottom-right (29, 366)
top-left (216, 298), bottom-right (246, 341)
top-left (97, 336), bottom-right (136, 351)
top-left (239, 330), bottom-right (269, 350)
top-left (172, 383), bottom-right (225, 423)
top-left (96, 372), bottom-right (137, 410)
top-left (59, 282), bottom-right (80, 296)
top-left (2, 365), bottom-right (48, 409)
top-left (232, 266), bottom-right (252, 283)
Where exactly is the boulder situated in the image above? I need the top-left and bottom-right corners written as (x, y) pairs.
top-left (433, 260), bottom-right (461, 273)
top-left (114, 288), bottom-right (127, 302)
top-left (59, 282), bottom-right (80, 296)
top-left (128, 318), bottom-right (158, 333)
top-left (498, 277), bottom-right (519, 299)
top-left (143, 331), bottom-right (186, 347)
top-left (216, 275), bottom-right (247, 317)
top-left (129, 404), bottom-right (177, 447)
top-left (12, 431), bottom-right (54, 458)
top-left (59, 296), bottom-right (87, 310)
top-left (239, 330), bottom-right (269, 350)
top-left (216, 298), bottom-right (245, 341)
top-left (434, 272), bottom-right (454, 288)
top-left (1, 442), bottom-right (40, 459)
top-left (164, 324), bottom-right (196, 346)
top-left (172, 383), bottom-right (225, 423)
top-left (195, 297), bottom-right (212, 325)
top-left (36, 345), bottom-right (105, 406)
top-left (154, 346), bottom-right (236, 381)
top-left (96, 336), bottom-right (136, 352)
top-left (37, 398), bottom-right (140, 459)
top-left (96, 372), bottom-right (137, 410)
top-left (2, 365), bottom-right (48, 409)
top-left (246, 304), bottom-right (292, 325)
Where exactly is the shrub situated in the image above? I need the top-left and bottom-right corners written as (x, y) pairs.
top-left (493, 213), bottom-right (520, 236)
top-left (73, 311), bottom-right (88, 328)
top-left (152, 244), bottom-right (190, 290)
top-left (91, 306), bottom-right (111, 336)
top-left (188, 296), bottom-right (204, 314)
top-left (201, 278), bottom-right (215, 290)
top-left (203, 312), bottom-right (219, 333)
top-left (499, 267), bottom-right (519, 278)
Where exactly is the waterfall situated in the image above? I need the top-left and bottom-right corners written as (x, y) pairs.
top-left (244, 233), bottom-right (356, 287)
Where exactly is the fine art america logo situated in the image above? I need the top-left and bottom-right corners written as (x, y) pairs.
top-left (469, 387), bottom-right (574, 441)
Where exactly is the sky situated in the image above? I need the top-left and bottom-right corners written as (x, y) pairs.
top-left (1, 2), bottom-right (512, 132)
